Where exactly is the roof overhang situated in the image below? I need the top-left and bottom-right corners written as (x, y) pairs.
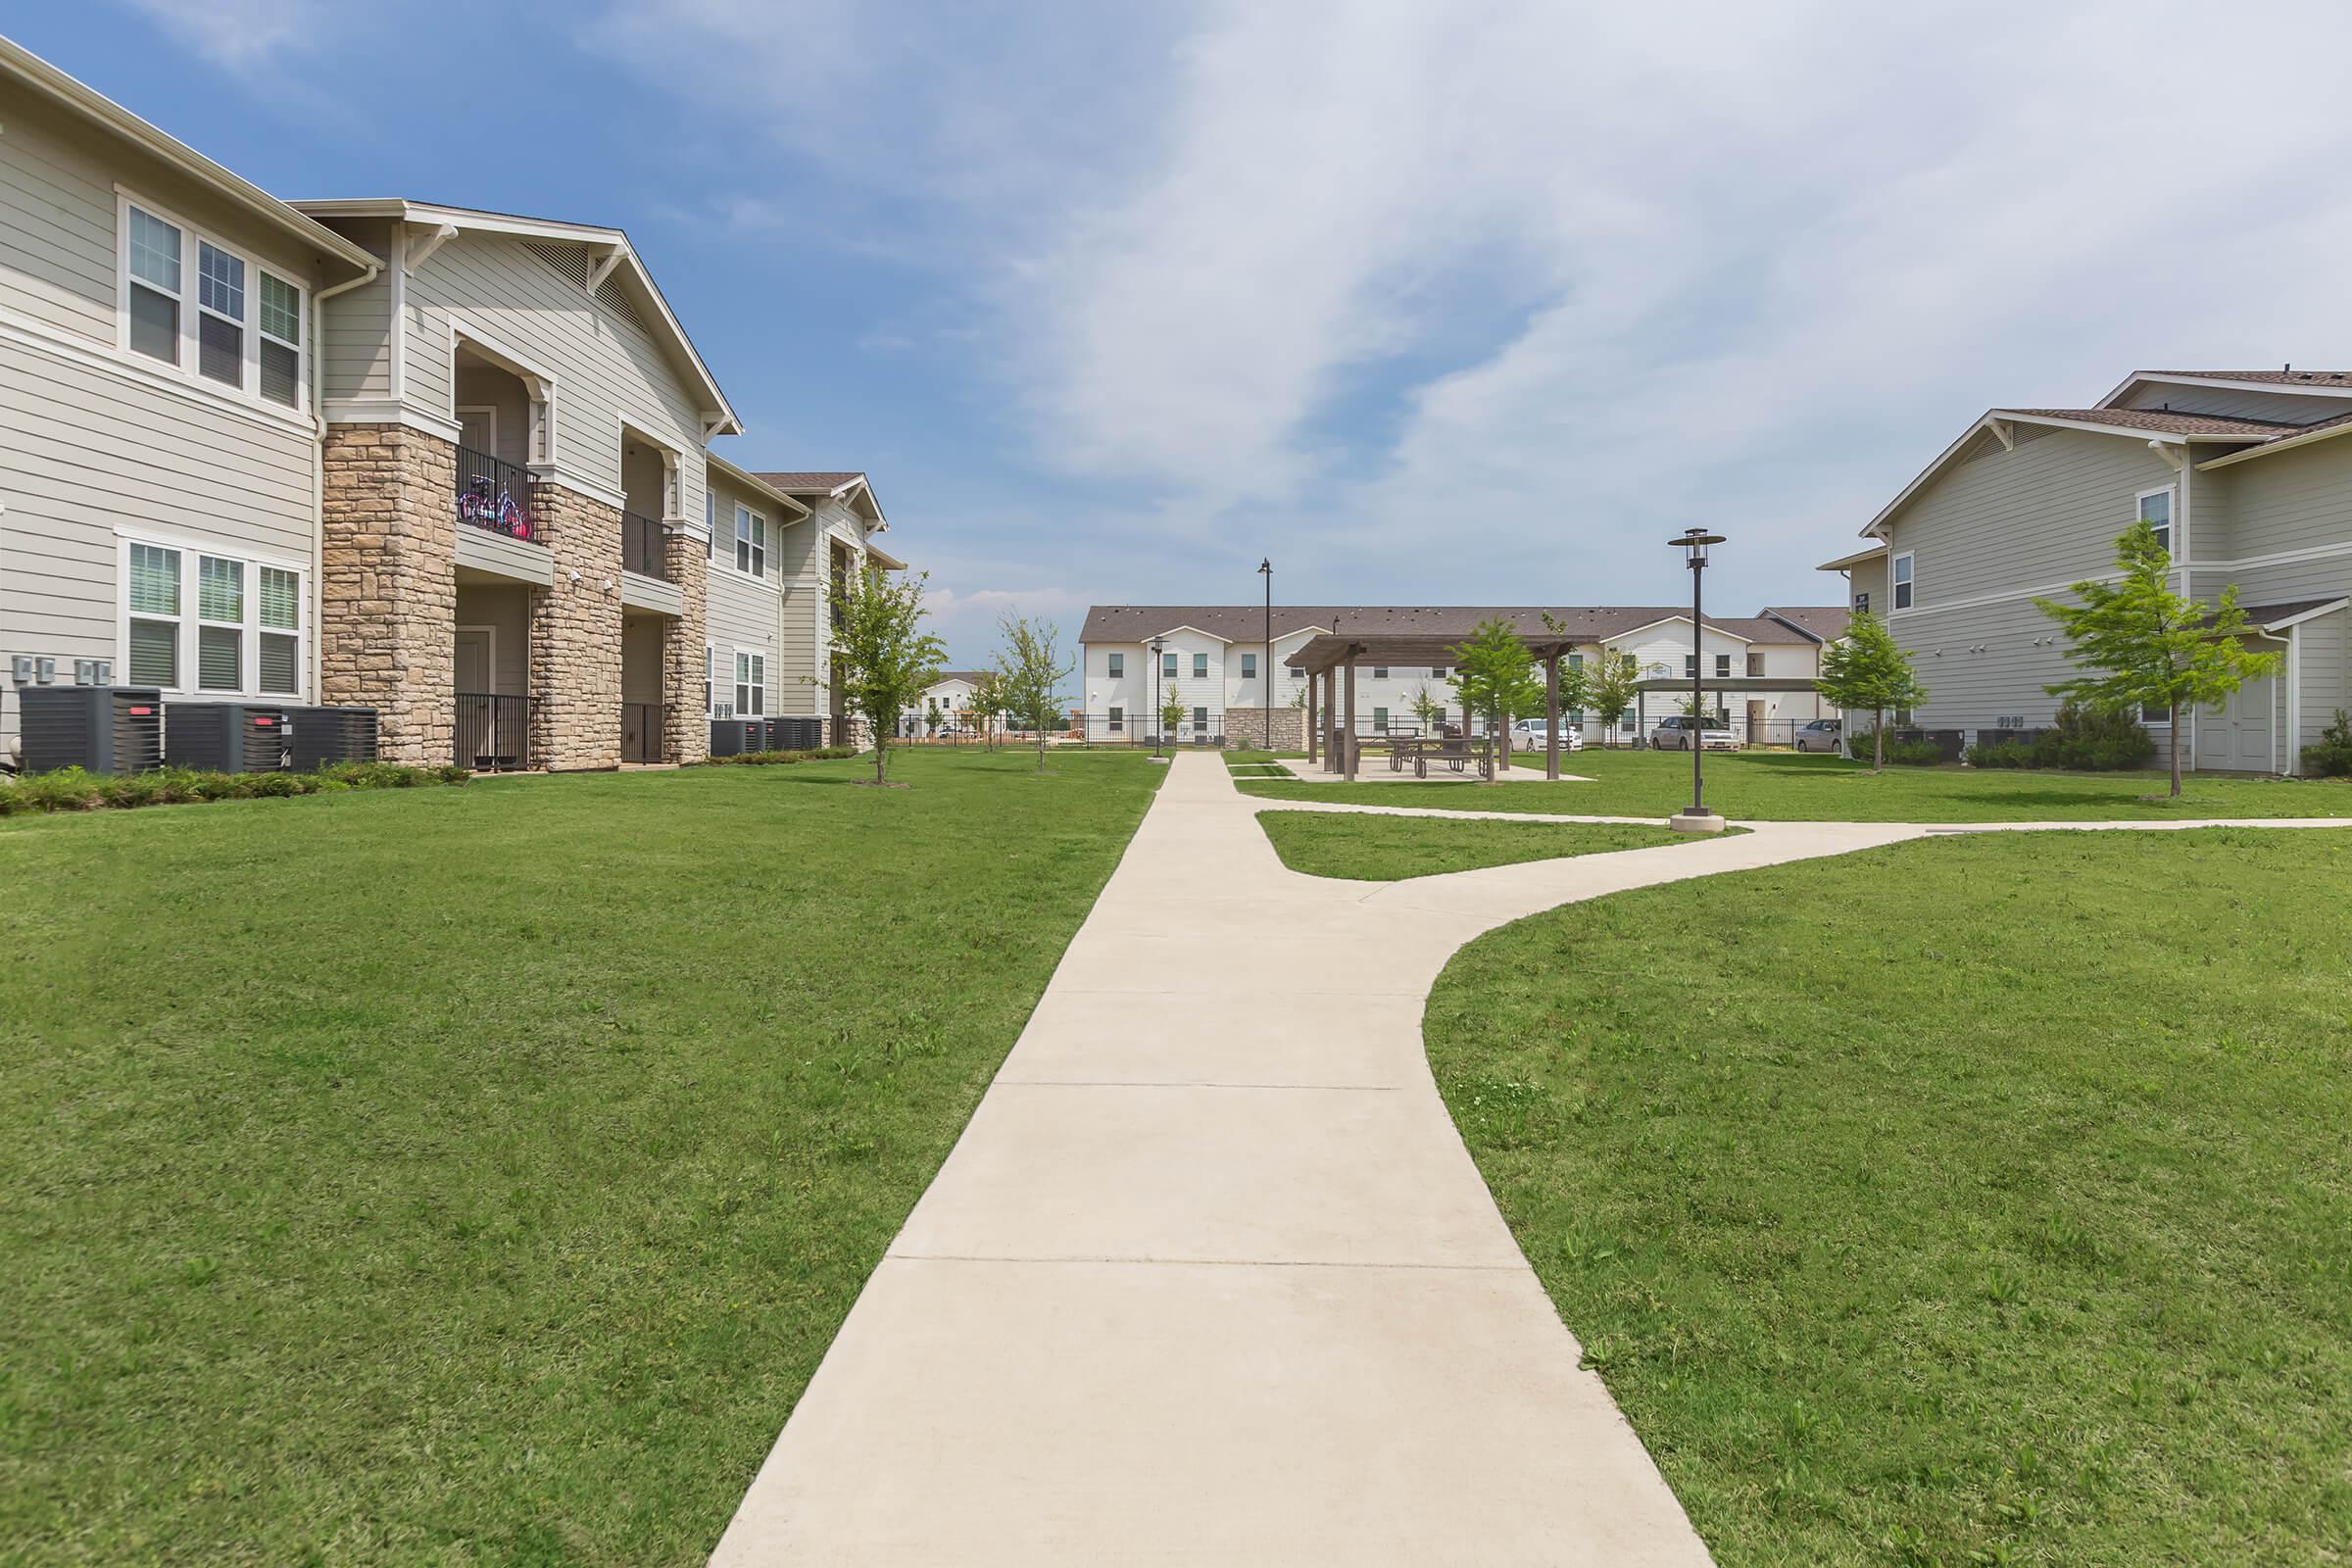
top-left (2096, 369), bottom-right (2352, 408)
top-left (1861, 410), bottom-right (2254, 539)
top-left (2258, 597), bottom-right (2350, 632)
top-left (290, 198), bottom-right (740, 436)
top-left (2194, 417), bottom-right (2352, 471)
top-left (705, 452), bottom-right (812, 519)
top-left (1608, 613), bottom-right (1753, 645)
top-left (0, 38), bottom-right (378, 277)
top-left (1633, 676), bottom-right (1823, 694)
top-left (1287, 632), bottom-right (1583, 676)
top-left (1817, 543), bottom-right (1887, 573)
top-left (865, 540), bottom-right (907, 571)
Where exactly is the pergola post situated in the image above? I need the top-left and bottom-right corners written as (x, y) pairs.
top-left (1325, 668), bottom-right (1340, 772)
top-left (1303, 666), bottom-right (1317, 764)
top-left (1545, 651), bottom-right (1561, 781)
top-left (1343, 658), bottom-right (1358, 782)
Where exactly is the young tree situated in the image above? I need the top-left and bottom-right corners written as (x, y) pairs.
top-left (2034, 518), bottom-right (2281, 797)
top-left (1406, 680), bottom-right (1444, 733)
top-left (1447, 618), bottom-right (1544, 781)
top-left (1814, 608), bottom-right (1928, 771)
top-left (830, 564), bottom-right (947, 786)
top-left (923, 697), bottom-right (943, 738)
top-left (966, 669), bottom-right (1004, 750)
top-left (1588, 650), bottom-right (1640, 748)
top-left (1159, 683), bottom-right (1188, 749)
top-left (992, 613), bottom-right (1074, 773)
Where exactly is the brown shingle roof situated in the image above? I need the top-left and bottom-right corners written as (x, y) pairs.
top-left (1080, 605), bottom-right (1804, 646)
top-left (2145, 369), bottom-right (2352, 387)
top-left (2003, 408), bottom-right (2300, 437)
top-left (1759, 605), bottom-right (1852, 643)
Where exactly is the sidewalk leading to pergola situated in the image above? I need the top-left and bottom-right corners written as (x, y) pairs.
top-left (1286, 631), bottom-right (1582, 782)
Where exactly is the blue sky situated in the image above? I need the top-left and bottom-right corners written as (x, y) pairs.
top-left (21, 1), bottom-right (2352, 662)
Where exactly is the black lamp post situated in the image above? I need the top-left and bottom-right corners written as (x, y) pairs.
top-left (1257, 558), bottom-right (1273, 744)
top-left (1670, 526), bottom-right (1729, 833)
top-left (1150, 635), bottom-right (1166, 759)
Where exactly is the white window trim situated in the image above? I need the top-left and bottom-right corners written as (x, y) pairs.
top-left (1106, 653), bottom-right (1124, 677)
top-left (735, 651), bottom-right (766, 716)
top-left (117, 531), bottom-right (306, 701)
top-left (1891, 551), bottom-right (1916, 612)
top-left (114, 186), bottom-right (309, 416)
top-left (705, 640), bottom-right (715, 717)
top-left (456, 404), bottom-right (499, 454)
top-left (2135, 484), bottom-right (2177, 557)
top-left (736, 504), bottom-right (768, 580)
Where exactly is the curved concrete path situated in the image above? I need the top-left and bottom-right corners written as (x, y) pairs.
top-left (711, 754), bottom-right (1928, 1565)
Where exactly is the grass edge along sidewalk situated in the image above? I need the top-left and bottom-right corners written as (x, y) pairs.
top-left (1426, 826), bottom-right (2352, 1565)
top-left (1258, 809), bottom-right (1728, 879)
top-left (1240, 747), bottom-right (2352, 822)
top-left (0, 749), bottom-right (1163, 1566)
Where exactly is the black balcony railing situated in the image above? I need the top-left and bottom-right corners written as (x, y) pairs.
top-left (456, 447), bottom-right (536, 542)
top-left (622, 701), bottom-right (665, 763)
top-left (456, 693), bottom-right (531, 770)
top-left (622, 511), bottom-right (671, 581)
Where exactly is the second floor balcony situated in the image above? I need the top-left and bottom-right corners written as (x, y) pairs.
top-left (456, 446), bottom-right (536, 543)
top-left (622, 511), bottom-right (672, 582)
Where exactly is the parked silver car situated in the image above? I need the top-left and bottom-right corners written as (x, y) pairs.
top-left (1648, 715), bottom-right (1738, 751)
top-left (1793, 717), bottom-right (1843, 754)
top-left (1509, 718), bottom-right (1585, 752)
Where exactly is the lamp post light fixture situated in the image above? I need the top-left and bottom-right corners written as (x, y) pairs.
top-left (1150, 634), bottom-right (1167, 760)
top-left (1257, 557), bottom-right (1273, 745)
top-left (1669, 526), bottom-right (1730, 834)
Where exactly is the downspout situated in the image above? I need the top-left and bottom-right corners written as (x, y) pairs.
top-left (309, 258), bottom-right (383, 706)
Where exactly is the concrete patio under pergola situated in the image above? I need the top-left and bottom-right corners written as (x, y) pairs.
top-left (1287, 631), bottom-right (1585, 782)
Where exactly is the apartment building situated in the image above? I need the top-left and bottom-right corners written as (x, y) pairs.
top-left (1823, 369), bottom-right (2352, 772)
top-left (0, 36), bottom-right (907, 770)
top-left (1078, 604), bottom-right (1846, 743)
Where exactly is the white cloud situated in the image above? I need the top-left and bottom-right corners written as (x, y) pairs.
top-left (120, 0), bottom-right (336, 70)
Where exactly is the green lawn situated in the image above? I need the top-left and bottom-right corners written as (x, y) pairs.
top-left (1243, 747), bottom-right (2352, 821)
top-left (1257, 808), bottom-right (1705, 879)
top-left (1426, 828), bottom-right (2352, 1565)
top-left (0, 750), bottom-right (1161, 1566)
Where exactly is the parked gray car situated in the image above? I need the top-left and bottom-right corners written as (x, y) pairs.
top-left (1793, 718), bottom-right (1842, 754)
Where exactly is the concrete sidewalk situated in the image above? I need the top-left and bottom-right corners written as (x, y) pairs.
top-left (710, 754), bottom-right (1921, 1565)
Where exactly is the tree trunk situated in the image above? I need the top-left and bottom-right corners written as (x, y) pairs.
top-left (1873, 707), bottom-right (1885, 772)
top-left (1036, 729), bottom-right (1048, 773)
top-left (2170, 699), bottom-right (2183, 797)
top-left (874, 734), bottom-right (888, 785)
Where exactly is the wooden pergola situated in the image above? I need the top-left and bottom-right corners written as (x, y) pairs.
top-left (1286, 632), bottom-right (1582, 782)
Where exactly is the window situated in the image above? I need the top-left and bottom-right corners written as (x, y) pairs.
top-left (1684, 654), bottom-right (1697, 678)
top-left (736, 506), bottom-right (766, 577)
top-left (1373, 665), bottom-right (1389, 679)
top-left (1192, 653), bottom-right (1207, 678)
top-left (1568, 653), bottom-right (1583, 670)
top-left (1747, 652), bottom-right (1765, 676)
top-left (1162, 652), bottom-right (1178, 678)
top-left (1108, 706), bottom-right (1124, 731)
top-left (120, 196), bottom-right (305, 410)
top-left (1892, 552), bottom-right (1914, 611)
top-left (1715, 653), bottom-right (1732, 678)
top-left (736, 652), bottom-right (765, 715)
top-left (196, 556), bottom-right (243, 690)
top-left (1432, 665), bottom-right (1448, 679)
top-left (126, 542), bottom-right (181, 686)
top-left (122, 540), bottom-right (303, 696)
top-left (1192, 706), bottom-right (1207, 731)
top-left (2137, 487), bottom-right (2174, 557)
top-left (1241, 653), bottom-right (1256, 679)
top-left (1373, 707), bottom-right (1390, 731)
top-left (1433, 707), bottom-right (1447, 726)
top-left (1107, 653), bottom-right (1124, 677)
top-left (257, 272), bottom-right (300, 407)
top-left (705, 643), bottom-right (715, 715)
top-left (2142, 699), bottom-right (2173, 724)
top-left (126, 205), bottom-right (181, 363)
top-left (257, 566), bottom-right (299, 693)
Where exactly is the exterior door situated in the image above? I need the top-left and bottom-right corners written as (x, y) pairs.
top-left (454, 627), bottom-right (491, 696)
top-left (454, 627), bottom-right (494, 767)
top-left (2195, 675), bottom-right (2274, 773)
top-left (458, 406), bottom-right (496, 455)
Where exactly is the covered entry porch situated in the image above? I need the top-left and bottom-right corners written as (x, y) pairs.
top-left (1286, 631), bottom-right (1586, 782)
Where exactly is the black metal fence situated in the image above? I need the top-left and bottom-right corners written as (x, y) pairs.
top-left (456, 693), bottom-right (531, 770)
top-left (622, 511), bottom-right (670, 580)
top-left (456, 446), bottom-right (536, 541)
top-left (622, 701), bottom-right (665, 763)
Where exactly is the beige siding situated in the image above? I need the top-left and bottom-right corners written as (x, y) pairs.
top-left (773, 510), bottom-right (823, 714)
top-left (399, 231), bottom-right (710, 519)
top-left (319, 220), bottom-right (394, 402)
top-left (2297, 608), bottom-right (2348, 760)
top-left (705, 471), bottom-right (786, 715)
top-left (2198, 436), bottom-right (2352, 573)
top-left (1885, 427), bottom-right (2176, 609)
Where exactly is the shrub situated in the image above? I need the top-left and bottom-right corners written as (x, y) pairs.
top-left (1965, 739), bottom-right (2031, 768)
top-left (1847, 731), bottom-right (1944, 765)
top-left (2303, 710), bottom-right (2352, 777)
top-left (15, 766), bottom-right (105, 810)
top-left (2039, 701), bottom-right (2156, 771)
top-left (0, 759), bottom-right (465, 815)
top-left (704, 746), bottom-right (860, 767)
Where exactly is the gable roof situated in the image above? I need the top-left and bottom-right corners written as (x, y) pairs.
top-left (2098, 368), bottom-right (2352, 405)
top-left (2000, 407), bottom-right (2305, 438)
top-left (704, 452), bottom-right (812, 518)
top-left (0, 37), bottom-right (377, 276)
top-left (1080, 605), bottom-right (1810, 647)
top-left (288, 198), bottom-right (739, 436)
top-left (755, 471), bottom-right (887, 529)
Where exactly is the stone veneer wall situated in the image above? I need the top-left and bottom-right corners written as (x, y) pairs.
top-left (1223, 707), bottom-right (1305, 752)
top-left (320, 424), bottom-right (457, 767)
top-left (662, 529), bottom-right (710, 764)
top-left (528, 483), bottom-right (624, 770)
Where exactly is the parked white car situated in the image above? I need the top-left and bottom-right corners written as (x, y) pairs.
top-left (1793, 717), bottom-right (1843, 754)
top-left (1509, 718), bottom-right (1585, 751)
top-left (1648, 715), bottom-right (1738, 751)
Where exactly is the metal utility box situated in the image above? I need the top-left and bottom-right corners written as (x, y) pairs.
top-left (770, 716), bottom-right (825, 751)
top-left (164, 703), bottom-right (290, 772)
top-left (282, 706), bottom-right (380, 770)
top-left (19, 686), bottom-right (164, 774)
top-left (709, 718), bottom-right (758, 758)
